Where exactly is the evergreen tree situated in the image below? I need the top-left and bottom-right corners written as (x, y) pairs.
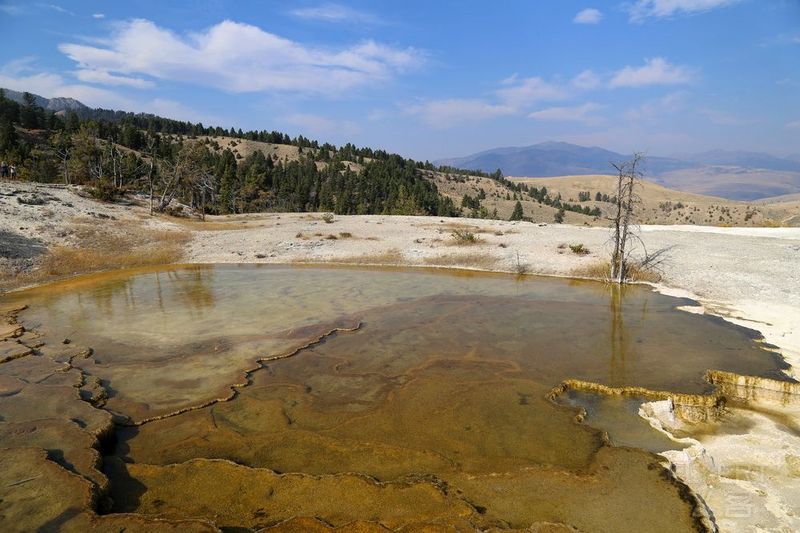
top-left (510, 201), bottom-right (524, 221)
top-left (0, 116), bottom-right (18, 155)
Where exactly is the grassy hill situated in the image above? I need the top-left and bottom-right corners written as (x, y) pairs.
top-left (512, 175), bottom-right (799, 227)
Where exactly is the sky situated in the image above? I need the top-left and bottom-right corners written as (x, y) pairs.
top-left (0, 0), bottom-right (798, 161)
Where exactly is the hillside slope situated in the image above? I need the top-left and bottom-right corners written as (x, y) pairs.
top-left (512, 175), bottom-right (799, 227)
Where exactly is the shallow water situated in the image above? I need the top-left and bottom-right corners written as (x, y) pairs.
top-left (4, 265), bottom-right (791, 531)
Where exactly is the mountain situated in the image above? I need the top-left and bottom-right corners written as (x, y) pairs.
top-left (437, 142), bottom-right (691, 177)
top-left (1, 88), bottom-right (88, 113)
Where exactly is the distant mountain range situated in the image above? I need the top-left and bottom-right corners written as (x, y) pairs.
top-left (436, 142), bottom-right (800, 200)
top-left (437, 141), bottom-right (800, 177)
top-left (1, 88), bottom-right (88, 113)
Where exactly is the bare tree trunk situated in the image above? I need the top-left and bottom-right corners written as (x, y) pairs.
top-left (609, 153), bottom-right (643, 284)
top-left (112, 145), bottom-right (118, 188)
top-left (148, 160), bottom-right (155, 216)
top-left (610, 163), bottom-right (625, 281)
top-left (60, 151), bottom-right (70, 185)
top-left (147, 140), bottom-right (156, 216)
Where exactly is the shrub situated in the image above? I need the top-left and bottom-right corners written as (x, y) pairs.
top-left (88, 180), bottom-right (120, 202)
top-left (16, 195), bottom-right (47, 206)
top-left (450, 229), bottom-right (479, 245)
top-left (569, 243), bottom-right (590, 255)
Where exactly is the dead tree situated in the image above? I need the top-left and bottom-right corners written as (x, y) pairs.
top-left (50, 131), bottom-right (71, 185)
top-left (145, 136), bottom-right (158, 215)
top-left (609, 153), bottom-right (644, 284)
top-left (607, 153), bottom-right (674, 284)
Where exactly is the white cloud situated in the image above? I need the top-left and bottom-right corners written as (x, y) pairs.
top-left (288, 3), bottom-right (382, 25)
top-left (74, 69), bottom-right (154, 88)
top-left (0, 69), bottom-right (133, 109)
top-left (1, 2), bottom-right (74, 16)
top-left (40, 3), bottom-right (73, 15)
top-left (625, 91), bottom-right (686, 121)
top-left (529, 103), bottom-right (604, 123)
top-left (573, 8), bottom-right (602, 24)
top-left (2, 56), bottom-right (39, 75)
top-left (786, 120), bottom-right (800, 130)
top-left (762, 32), bottom-right (800, 47)
top-left (284, 113), bottom-right (360, 136)
top-left (366, 109), bottom-right (388, 121)
top-left (571, 69), bottom-right (601, 90)
top-left (92, 13), bottom-right (105, 19)
top-left (58, 19), bottom-right (423, 96)
top-left (406, 73), bottom-right (588, 128)
top-left (609, 57), bottom-right (692, 88)
top-left (405, 99), bottom-right (514, 127)
top-left (495, 76), bottom-right (566, 108)
top-left (628, 0), bottom-right (741, 23)
top-left (0, 4), bottom-right (24, 16)
top-left (0, 70), bottom-right (65, 95)
top-left (0, 64), bottom-right (223, 122)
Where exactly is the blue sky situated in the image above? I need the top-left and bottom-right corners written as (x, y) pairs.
top-left (0, 0), bottom-right (798, 161)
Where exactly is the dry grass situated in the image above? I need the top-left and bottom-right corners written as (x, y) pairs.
top-left (423, 252), bottom-right (499, 269)
top-left (323, 249), bottom-right (405, 265)
top-left (571, 260), bottom-right (662, 283)
top-left (171, 218), bottom-right (256, 231)
top-left (760, 218), bottom-right (783, 228)
top-left (0, 222), bottom-right (190, 291)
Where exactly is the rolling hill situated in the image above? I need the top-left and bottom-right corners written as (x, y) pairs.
top-left (510, 175), bottom-right (800, 227)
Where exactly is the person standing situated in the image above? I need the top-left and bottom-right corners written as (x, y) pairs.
top-left (0, 161), bottom-right (7, 178)
top-left (9, 165), bottom-right (16, 179)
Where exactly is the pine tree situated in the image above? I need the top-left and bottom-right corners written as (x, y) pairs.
top-left (0, 116), bottom-right (18, 155)
top-left (510, 201), bottom-right (524, 221)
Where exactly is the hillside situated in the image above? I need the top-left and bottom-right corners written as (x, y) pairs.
top-left (511, 175), bottom-right (800, 227)
top-left (438, 142), bottom-right (800, 201)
